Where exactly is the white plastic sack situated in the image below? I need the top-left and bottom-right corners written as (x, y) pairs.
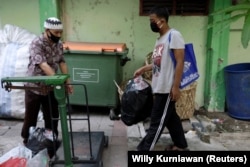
top-left (0, 24), bottom-right (37, 119)
top-left (0, 144), bottom-right (32, 164)
top-left (27, 149), bottom-right (49, 167)
top-left (127, 75), bottom-right (149, 91)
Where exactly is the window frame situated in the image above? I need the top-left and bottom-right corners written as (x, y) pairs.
top-left (139, 0), bottom-right (211, 16)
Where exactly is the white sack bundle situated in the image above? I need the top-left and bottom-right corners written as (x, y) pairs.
top-left (0, 24), bottom-right (36, 119)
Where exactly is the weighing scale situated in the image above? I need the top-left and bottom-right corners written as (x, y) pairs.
top-left (1, 74), bottom-right (108, 167)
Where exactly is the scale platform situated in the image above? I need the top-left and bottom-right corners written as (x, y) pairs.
top-left (51, 131), bottom-right (108, 167)
top-left (1, 76), bottom-right (108, 167)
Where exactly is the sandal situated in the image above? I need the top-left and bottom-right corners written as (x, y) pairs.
top-left (171, 147), bottom-right (190, 151)
top-left (164, 145), bottom-right (189, 151)
top-left (164, 144), bottom-right (174, 151)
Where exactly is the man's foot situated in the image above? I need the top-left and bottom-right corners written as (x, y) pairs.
top-left (164, 145), bottom-right (189, 151)
top-left (164, 144), bottom-right (174, 151)
top-left (23, 138), bottom-right (28, 146)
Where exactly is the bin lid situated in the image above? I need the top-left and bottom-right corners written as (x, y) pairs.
top-left (63, 41), bottom-right (127, 53)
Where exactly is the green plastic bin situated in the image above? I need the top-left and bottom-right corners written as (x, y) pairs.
top-left (63, 41), bottom-right (129, 109)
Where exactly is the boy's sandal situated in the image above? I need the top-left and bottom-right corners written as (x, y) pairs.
top-left (172, 147), bottom-right (190, 151)
top-left (164, 144), bottom-right (174, 151)
top-left (164, 145), bottom-right (189, 151)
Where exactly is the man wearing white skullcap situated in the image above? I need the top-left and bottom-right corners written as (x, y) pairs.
top-left (21, 17), bottom-right (73, 151)
top-left (44, 17), bottom-right (63, 43)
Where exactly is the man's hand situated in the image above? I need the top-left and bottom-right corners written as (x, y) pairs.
top-left (66, 84), bottom-right (73, 94)
top-left (134, 64), bottom-right (153, 78)
top-left (170, 86), bottom-right (181, 101)
top-left (134, 68), bottom-right (144, 78)
top-left (39, 62), bottom-right (55, 76)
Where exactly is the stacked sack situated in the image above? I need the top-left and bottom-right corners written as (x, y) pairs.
top-left (0, 24), bottom-right (36, 119)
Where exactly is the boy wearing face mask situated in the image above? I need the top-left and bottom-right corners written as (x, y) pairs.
top-left (134, 6), bottom-right (188, 151)
top-left (21, 17), bottom-right (73, 145)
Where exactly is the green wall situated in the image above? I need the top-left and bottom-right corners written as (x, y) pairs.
top-left (0, 0), bottom-right (40, 35)
top-left (228, 19), bottom-right (250, 64)
top-left (0, 0), bottom-right (249, 109)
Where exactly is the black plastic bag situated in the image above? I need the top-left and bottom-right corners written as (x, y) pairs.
top-left (121, 76), bottom-right (153, 126)
top-left (26, 127), bottom-right (59, 157)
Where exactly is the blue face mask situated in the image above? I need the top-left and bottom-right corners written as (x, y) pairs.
top-left (48, 31), bottom-right (61, 43)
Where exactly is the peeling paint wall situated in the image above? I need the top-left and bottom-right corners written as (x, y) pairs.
top-left (62, 0), bottom-right (146, 63)
top-left (228, 19), bottom-right (250, 64)
top-left (0, 0), bottom-right (40, 35)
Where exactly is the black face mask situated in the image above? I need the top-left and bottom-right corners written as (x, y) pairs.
top-left (48, 31), bottom-right (60, 43)
top-left (150, 22), bottom-right (160, 32)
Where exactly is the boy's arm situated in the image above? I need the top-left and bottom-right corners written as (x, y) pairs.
top-left (171, 48), bottom-right (184, 101)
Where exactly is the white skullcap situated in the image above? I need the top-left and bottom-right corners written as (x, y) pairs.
top-left (44, 17), bottom-right (63, 30)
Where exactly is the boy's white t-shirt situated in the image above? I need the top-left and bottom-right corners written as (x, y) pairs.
top-left (151, 29), bottom-right (185, 94)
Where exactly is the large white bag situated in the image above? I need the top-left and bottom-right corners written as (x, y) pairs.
top-left (0, 144), bottom-right (32, 165)
top-left (0, 24), bottom-right (36, 119)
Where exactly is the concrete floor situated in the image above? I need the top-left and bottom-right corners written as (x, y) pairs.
top-left (0, 108), bottom-right (250, 167)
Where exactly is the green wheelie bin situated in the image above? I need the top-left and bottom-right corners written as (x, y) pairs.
top-left (63, 41), bottom-right (130, 118)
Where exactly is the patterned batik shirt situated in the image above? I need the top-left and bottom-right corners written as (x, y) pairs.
top-left (26, 33), bottom-right (65, 95)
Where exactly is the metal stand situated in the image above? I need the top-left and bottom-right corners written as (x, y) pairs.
top-left (1, 75), bottom-right (108, 167)
top-left (51, 83), bottom-right (108, 167)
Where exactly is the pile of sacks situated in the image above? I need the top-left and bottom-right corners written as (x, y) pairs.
top-left (0, 24), bottom-right (36, 119)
